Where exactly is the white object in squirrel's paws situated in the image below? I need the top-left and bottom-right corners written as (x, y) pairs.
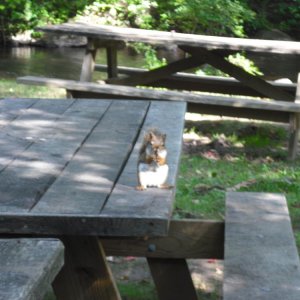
top-left (138, 162), bottom-right (169, 189)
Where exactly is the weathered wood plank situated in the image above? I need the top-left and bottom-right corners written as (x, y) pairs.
top-left (0, 99), bottom-right (74, 171)
top-left (187, 102), bottom-right (290, 123)
top-left (32, 100), bottom-right (149, 214)
top-left (0, 99), bottom-right (111, 212)
top-left (0, 98), bottom-right (37, 130)
top-left (148, 258), bottom-right (198, 300)
top-left (101, 219), bottom-right (224, 259)
top-left (95, 64), bottom-right (297, 97)
top-left (0, 213), bottom-right (167, 236)
top-left (67, 90), bottom-right (292, 123)
top-left (107, 56), bottom-right (205, 86)
top-left (37, 23), bottom-right (300, 55)
top-left (0, 98), bottom-right (73, 136)
top-left (99, 101), bottom-right (186, 235)
top-left (17, 77), bottom-right (300, 113)
top-left (182, 47), bottom-right (295, 101)
top-left (53, 236), bottom-right (120, 300)
top-left (224, 192), bottom-right (300, 300)
top-left (0, 238), bottom-right (64, 300)
top-left (0, 99), bottom-right (186, 236)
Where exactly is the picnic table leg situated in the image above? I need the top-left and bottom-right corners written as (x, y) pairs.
top-left (181, 46), bottom-right (294, 101)
top-left (288, 113), bottom-right (300, 160)
top-left (106, 45), bottom-right (118, 79)
top-left (147, 258), bottom-right (198, 300)
top-left (288, 74), bottom-right (300, 160)
top-left (80, 38), bottom-right (97, 82)
top-left (52, 236), bottom-right (121, 300)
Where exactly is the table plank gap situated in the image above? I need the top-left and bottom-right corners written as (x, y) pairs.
top-left (0, 98), bottom-right (38, 130)
top-left (0, 99), bottom-right (186, 237)
top-left (99, 101), bottom-right (186, 236)
top-left (0, 99), bottom-right (112, 213)
top-left (98, 100), bottom-right (151, 213)
top-left (28, 100), bottom-right (114, 211)
top-left (32, 100), bottom-right (150, 215)
top-left (0, 99), bottom-right (75, 172)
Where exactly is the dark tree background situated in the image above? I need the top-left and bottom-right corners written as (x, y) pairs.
top-left (0, 0), bottom-right (299, 45)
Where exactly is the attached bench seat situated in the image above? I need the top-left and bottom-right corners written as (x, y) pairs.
top-left (224, 192), bottom-right (300, 300)
top-left (0, 238), bottom-right (64, 300)
top-left (17, 76), bottom-right (300, 159)
top-left (94, 64), bottom-right (297, 98)
top-left (101, 192), bottom-right (300, 299)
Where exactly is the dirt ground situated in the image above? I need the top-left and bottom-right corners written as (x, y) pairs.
top-left (109, 257), bottom-right (223, 299)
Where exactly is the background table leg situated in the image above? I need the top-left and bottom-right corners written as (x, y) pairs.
top-left (80, 38), bottom-right (97, 82)
top-left (106, 46), bottom-right (118, 79)
top-left (288, 113), bottom-right (300, 160)
top-left (147, 258), bottom-right (198, 300)
top-left (53, 236), bottom-right (121, 300)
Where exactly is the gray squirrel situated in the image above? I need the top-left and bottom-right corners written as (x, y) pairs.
top-left (136, 129), bottom-right (172, 191)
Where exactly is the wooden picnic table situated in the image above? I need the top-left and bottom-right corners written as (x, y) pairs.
top-left (0, 97), bottom-right (186, 300)
top-left (38, 23), bottom-right (300, 101)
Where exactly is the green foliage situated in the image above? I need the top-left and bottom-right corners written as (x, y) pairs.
top-left (159, 0), bottom-right (255, 37)
top-left (1, 0), bottom-right (299, 45)
top-left (118, 282), bottom-right (158, 300)
top-left (76, 0), bottom-right (255, 37)
top-left (244, 0), bottom-right (300, 38)
top-left (143, 47), bottom-right (167, 70)
top-left (126, 42), bottom-right (166, 70)
top-left (76, 0), bottom-right (158, 28)
top-left (195, 52), bottom-right (263, 77)
top-left (0, 0), bottom-right (91, 44)
top-left (175, 120), bottom-right (300, 240)
top-left (227, 53), bottom-right (263, 75)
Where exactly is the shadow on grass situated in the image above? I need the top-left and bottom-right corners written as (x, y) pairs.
top-left (184, 119), bottom-right (288, 160)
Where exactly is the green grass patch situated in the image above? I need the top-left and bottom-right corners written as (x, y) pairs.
top-left (185, 119), bottom-right (288, 152)
top-left (0, 79), bottom-right (65, 99)
top-left (175, 155), bottom-right (300, 218)
top-left (176, 118), bottom-right (300, 251)
top-left (117, 281), bottom-right (220, 300)
top-left (117, 282), bottom-right (158, 300)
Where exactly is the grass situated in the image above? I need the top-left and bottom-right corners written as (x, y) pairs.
top-left (0, 78), bottom-right (65, 98)
top-left (176, 117), bottom-right (300, 251)
top-left (118, 281), bottom-right (220, 300)
top-left (118, 282), bottom-right (158, 300)
top-left (2, 80), bottom-right (300, 299)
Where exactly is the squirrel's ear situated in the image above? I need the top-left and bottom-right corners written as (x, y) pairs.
top-left (148, 131), bottom-right (154, 140)
top-left (162, 133), bottom-right (166, 141)
top-left (144, 131), bottom-right (152, 141)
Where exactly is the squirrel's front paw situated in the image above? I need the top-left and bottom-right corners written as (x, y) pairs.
top-left (135, 185), bottom-right (147, 191)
